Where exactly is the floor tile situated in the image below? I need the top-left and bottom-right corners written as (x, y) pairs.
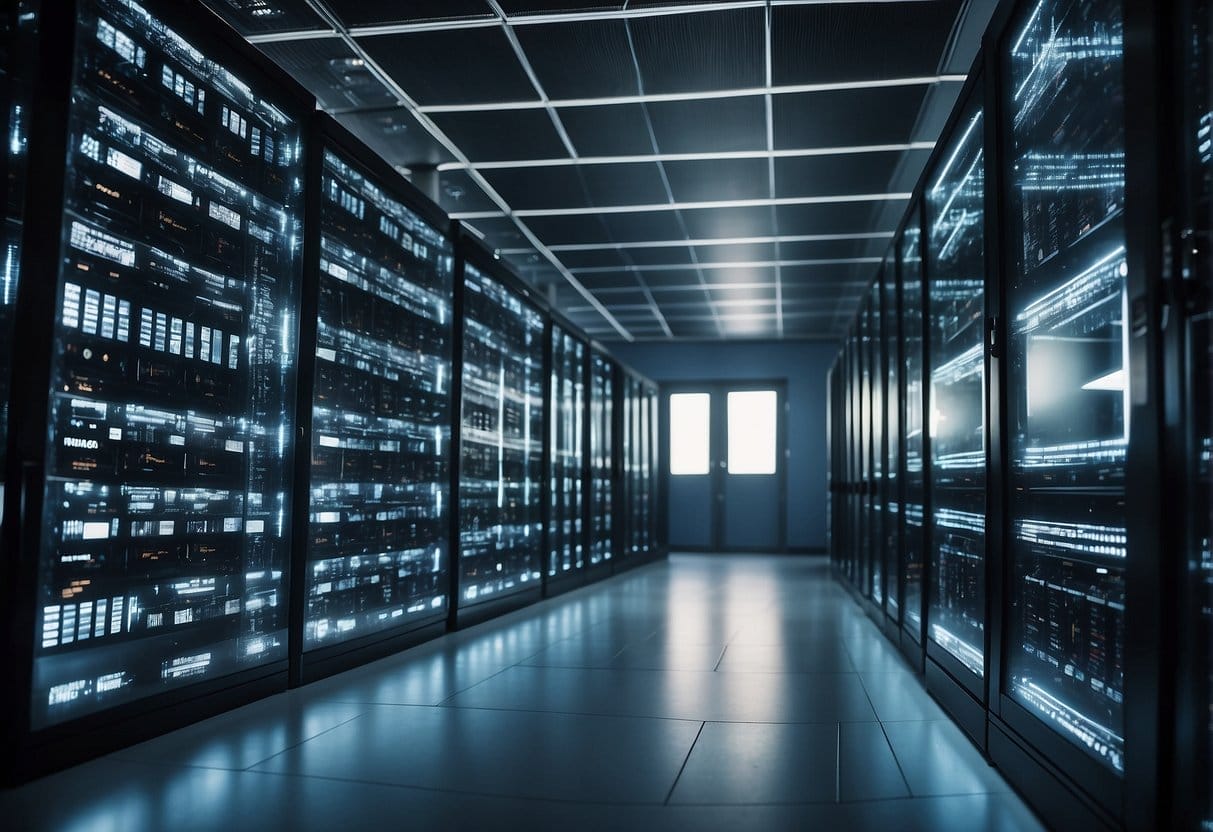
top-left (859, 671), bottom-right (948, 722)
top-left (252, 703), bottom-right (701, 803)
top-left (445, 664), bottom-right (879, 723)
top-left (1, 554), bottom-right (1041, 832)
top-left (669, 721), bottom-right (837, 804)
top-left (114, 695), bottom-right (365, 771)
top-left (883, 720), bottom-right (1011, 796)
top-left (837, 722), bottom-right (910, 801)
top-left (715, 640), bottom-right (855, 673)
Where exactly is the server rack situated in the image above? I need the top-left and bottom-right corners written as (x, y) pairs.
top-left (868, 278), bottom-right (886, 616)
top-left (985, 1), bottom-right (1133, 826)
top-left (899, 202), bottom-right (929, 669)
top-left (588, 348), bottom-right (616, 577)
top-left (881, 252), bottom-right (903, 637)
top-left (288, 115), bottom-right (454, 685)
top-left (922, 65), bottom-right (990, 748)
top-left (451, 235), bottom-right (545, 628)
top-left (0, 1), bottom-right (35, 515)
top-left (0, 0), bottom-right (314, 780)
top-left (543, 320), bottom-right (589, 597)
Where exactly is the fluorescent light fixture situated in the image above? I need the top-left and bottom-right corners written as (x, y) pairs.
top-left (1082, 369), bottom-right (1126, 392)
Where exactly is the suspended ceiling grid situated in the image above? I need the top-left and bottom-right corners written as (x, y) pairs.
top-left (202, 0), bottom-right (995, 342)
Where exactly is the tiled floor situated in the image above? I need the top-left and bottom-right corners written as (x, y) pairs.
top-left (0, 555), bottom-right (1044, 831)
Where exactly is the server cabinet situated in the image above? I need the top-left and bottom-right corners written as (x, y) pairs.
top-left (289, 117), bottom-right (453, 684)
top-left (989, 0), bottom-right (1128, 821)
top-left (454, 245), bottom-right (544, 624)
top-left (589, 351), bottom-right (615, 571)
top-left (882, 255), bottom-right (903, 630)
top-left (545, 323), bottom-right (587, 595)
top-left (869, 279), bottom-right (885, 612)
top-left (849, 324), bottom-right (861, 586)
top-left (924, 70), bottom-right (989, 743)
top-left (1165, 0), bottom-right (1212, 828)
top-left (0, 0), bottom-right (312, 778)
top-left (859, 296), bottom-right (872, 597)
top-left (0, 1), bottom-right (35, 512)
top-left (899, 205), bottom-right (928, 661)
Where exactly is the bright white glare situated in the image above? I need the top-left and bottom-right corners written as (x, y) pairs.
top-left (727, 390), bottom-right (778, 475)
top-left (670, 393), bottom-right (711, 476)
top-left (1081, 369), bottom-right (1125, 392)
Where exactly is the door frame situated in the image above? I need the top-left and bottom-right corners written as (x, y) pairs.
top-left (659, 379), bottom-right (789, 554)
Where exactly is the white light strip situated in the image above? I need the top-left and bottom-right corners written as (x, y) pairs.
top-left (582, 281), bottom-right (867, 294)
top-left (570, 257), bottom-right (881, 274)
top-left (246, 0), bottom-right (942, 42)
top-left (497, 231), bottom-right (895, 253)
top-left (300, 0), bottom-right (634, 341)
top-left (451, 192), bottom-right (910, 220)
top-left (497, 231), bottom-right (897, 254)
top-left (435, 142), bottom-right (936, 171)
top-left (417, 76), bottom-right (967, 114)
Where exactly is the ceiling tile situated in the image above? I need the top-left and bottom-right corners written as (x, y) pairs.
top-left (518, 214), bottom-right (613, 245)
top-left (337, 1), bottom-right (491, 27)
top-left (647, 96), bottom-right (766, 154)
top-left (629, 7), bottom-right (764, 95)
top-left (680, 206), bottom-right (775, 239)
top-left (774, 150), bottom-right (930, 199)
top-left (431, 109), bottom-right (568, 161)
top-left (516, 20), bottom-right (639, 100)
top-left (773, 87), bottom-right (929, 149)
top-left (360, 28), bottom-right (536, 106)
top-left (334, 107), bottom-right (455, 168)
top-left (778, 238), bottom-right (879, 262)
top-left (499, 1), bottom-right (623, 12)
top-left (776, 202), bottom-right (890, 237)
top-left (200, 0), bottom-right (324, 35)
top-left (558, 104), bottom-right (657, 157)
top-left (437, 170), bottom-right (500, 215)
top-left (602, 211), bottom-right (685, 242)
top-left (692, 242), bottom-right (777, 263)
top-left (772, 1), bottom-right (965, 86)
top-left (577, 272), bottom-right (643, 290)
top-left (257, 39), bottom-right (395, 111)
top-left (580, 162), bottom-right (669, 206)
top-left (664, 158), bottom-right (769, 202)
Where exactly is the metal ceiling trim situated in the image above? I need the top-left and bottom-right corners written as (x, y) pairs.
top-left (298, 0), bottom-right (635, 342)
top-left (450, 192), bottom-right (912, 219)
top-left (415, 76), bottom-right (968, 113)
top-left (434, 142), bottom-right (937, 171)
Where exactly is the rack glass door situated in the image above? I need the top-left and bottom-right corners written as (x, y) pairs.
top-left (869, 281), bottom-right (884, 606)
top-left (589, 353), bottom-right (613, 567)
top-left (1182, 0), bottom-right (1213, 823)
top-left (548, 325), bottom-right (585, 580)
top-left (0, 0), bottom-right (36, 514)
top-left (458, 264), bottom-right (544, 607)
top-left (925, 97), bottom-right (986, 678)
top-left (303, 146), bottom-right (453, 650)
top-left (883, 258), bottom-right (901, 620)
top-left (901, 214), bottom-right (926, 640)
top-left (32, 0), bottom-right (305, 728)
top-left (1001, 0), bottom-right (1126, 775)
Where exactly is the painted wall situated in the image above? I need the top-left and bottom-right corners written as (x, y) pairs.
top-left (609, 340), bottom-right (838, 552)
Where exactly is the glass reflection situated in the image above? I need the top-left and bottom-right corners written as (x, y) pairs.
top-left (901, 217), bottom-right (926, 639)
top-left (926, 102), bottom-right (986, 678)
top-left (33, 0), bottom-right (304, 727)
top-left (1003, 0), bottom-right (1126, 773)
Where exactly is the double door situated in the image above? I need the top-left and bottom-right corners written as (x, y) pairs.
top-left (665, 382), bottom-right (787, 553)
